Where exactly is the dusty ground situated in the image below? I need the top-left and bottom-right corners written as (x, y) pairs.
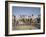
top-left (12, 24), bottom-right (38, 30)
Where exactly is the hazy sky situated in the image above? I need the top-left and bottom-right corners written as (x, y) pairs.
top-left (12, 6), bottom-right (40, 17)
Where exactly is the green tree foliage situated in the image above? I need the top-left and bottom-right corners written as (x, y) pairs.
top-left (18, 18), bottom-right (33, 24)
top-left (37, 14), bottom-right (40, 23)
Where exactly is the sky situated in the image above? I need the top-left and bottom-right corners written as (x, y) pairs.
top-left (12, 6), bottom-right (40, 17)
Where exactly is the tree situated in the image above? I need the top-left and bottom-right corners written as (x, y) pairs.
top-left (29, 18), bottom-right (32, 23)
top-left (22, 18), bottom-right (25, 23)
top-left (37, 14), bottom-right (40, 23)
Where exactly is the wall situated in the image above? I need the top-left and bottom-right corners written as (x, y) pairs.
top-left (0, 0), bottom-right (46, 37)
